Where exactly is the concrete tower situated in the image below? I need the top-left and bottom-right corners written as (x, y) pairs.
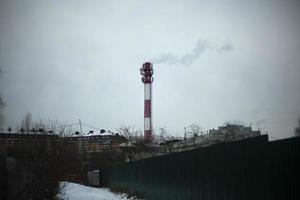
top-left (140, 62), bottom-right (154, 142)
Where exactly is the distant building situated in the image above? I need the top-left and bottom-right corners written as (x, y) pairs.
top-left (0, 130), bottom-right (126, 155)
top-left (208, 124), bottom-right (261, 143)
top-left (295, 118), bottom-right (300, 137)
top-left (0, 132), bottom-right (59, 156)
top-left (295, 128), bottom-right (300, 136)
top-left (167, 124), bottom-right (261, 153)
top-left (62, 131), bottom-right (126, 153)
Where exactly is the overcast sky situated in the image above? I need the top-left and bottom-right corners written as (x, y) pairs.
top-left (0, 0), bottom-right (300, 139)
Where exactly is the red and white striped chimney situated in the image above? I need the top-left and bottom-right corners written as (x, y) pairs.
top-left (140, 62), bottom-right (154, 142)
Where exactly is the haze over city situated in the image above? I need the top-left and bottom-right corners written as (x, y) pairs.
top-left (1, 0), bottom-right (300, 140)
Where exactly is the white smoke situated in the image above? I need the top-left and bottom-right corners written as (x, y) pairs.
top-left (152, 39), bottom-right (234, 66)
top-left (217, 42), bottom-right (234, 53)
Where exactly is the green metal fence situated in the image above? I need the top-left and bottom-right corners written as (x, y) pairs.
top-left (103, 135), bottom-right (300, 200)
top-left (268, 137), bottom-right (300, 200)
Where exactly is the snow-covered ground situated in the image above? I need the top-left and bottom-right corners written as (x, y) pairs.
top-left (58, 182), bottom-right (140, 200)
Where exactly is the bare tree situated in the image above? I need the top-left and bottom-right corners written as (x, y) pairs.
top-left (116, 125), bottom-right (143, 161)
top-left (33, 119), bottom-right (46, 131)
top-left (159, 127), bottom-right (168, 143)
top-left (185, 123), bottom-right (202, 147)
top-left (46, 120), bottom-right (75, 137)
top-left (116, 125), bottom-right (142, 144)
top-left (9, 137), bottom-right (76, 199)
top-left (158, 127), bottom-right (179, 153)
top-left (18, 114), bottom-right (76, 136)
top-left (21, 112), bottom-right (32, 134)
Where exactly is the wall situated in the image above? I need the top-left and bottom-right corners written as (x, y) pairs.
top-left (0, 155), bottom-right (7, 199)
top-left (268, 137), bottom-right (300, 200)
top-left (103, 135), bottom-right (300, 200)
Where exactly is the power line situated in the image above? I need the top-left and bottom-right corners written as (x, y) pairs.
top-left (47, 123), bottom-right (79, 130)
top-left (16, 120), bottom-right (103, 133)
top-left (81, 122), bottom-right (102, 131)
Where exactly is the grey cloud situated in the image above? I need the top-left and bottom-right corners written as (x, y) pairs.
top-left (0, 0), bottom-right (299, 139)
top-left (217, 42), bottom-right (234, 52)
top-left (0, 97), bottom-right (4, 107)
top-left (152, 40), bottom-right (233, 66)
top-left (0, 67), bottom-right (5, 103)
top-left (0, 67), bottom-right (5, 127)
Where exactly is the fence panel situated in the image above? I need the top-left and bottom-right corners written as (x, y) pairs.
top-left (268, 137), bottom-right (300, 200)
top-left (103, 135), bottom-right (300, 199)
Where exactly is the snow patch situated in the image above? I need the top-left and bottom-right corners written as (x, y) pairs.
top-left (58, 182), bottom-right (142, 200)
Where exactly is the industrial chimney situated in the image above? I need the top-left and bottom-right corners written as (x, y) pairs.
top-left (140, 62), bottom-right (154, 142)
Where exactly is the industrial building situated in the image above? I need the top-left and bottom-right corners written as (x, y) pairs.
top-left (0, 130), bottom-right (125, 156)
top-left (208, 124), bottom-right (261, 142)
top-left (161, 124), bottom-right (261, 153)
top-left (62, 131), bottom-right (126, 153)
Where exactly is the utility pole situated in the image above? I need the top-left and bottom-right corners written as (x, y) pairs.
top-left (79, 120), bottom-right (83, 155)
top-left (78, 119), bottom-right (85, 179)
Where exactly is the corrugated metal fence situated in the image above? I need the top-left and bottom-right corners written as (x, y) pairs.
top-left (268, 137), bottom-right (300, 200)
top-left (103, 135), bottom-right (300, 200)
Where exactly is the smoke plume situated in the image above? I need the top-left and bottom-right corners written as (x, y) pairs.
top-left (152, 39), bottom-right (233, 66)
top-left (217, 42), bottom-right (234, 53)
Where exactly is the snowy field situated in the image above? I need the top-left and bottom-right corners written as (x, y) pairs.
top-left (58, 182), bottom-right (140, 200)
